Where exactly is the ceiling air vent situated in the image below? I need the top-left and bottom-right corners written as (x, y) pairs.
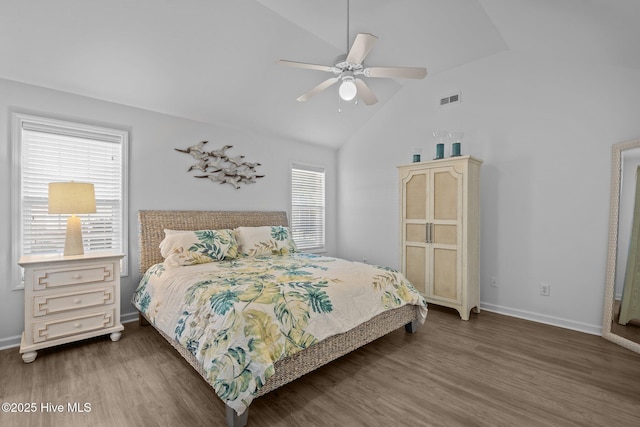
top-left (440, 92), bottom-right (461, 107)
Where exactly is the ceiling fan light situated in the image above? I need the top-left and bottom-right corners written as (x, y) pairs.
top-left (339, 80), bottom-right (357, 101)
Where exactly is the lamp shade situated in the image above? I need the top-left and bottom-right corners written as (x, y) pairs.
top-left (48, 182), bottom-right (96, 214)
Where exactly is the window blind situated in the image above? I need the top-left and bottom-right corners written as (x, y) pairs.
top-left (291, 164), bottom-right (325, 251)
top-left (13, 114), bottom-right (128, 284)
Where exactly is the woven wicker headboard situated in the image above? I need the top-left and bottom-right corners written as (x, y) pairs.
top-left (138, 210), bottom-right (289, 275)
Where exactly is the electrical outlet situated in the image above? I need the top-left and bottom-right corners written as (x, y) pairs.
top-left (540, 282), bottom-right (550, 296)
top-left (490, 276), bottom-right (498, 288)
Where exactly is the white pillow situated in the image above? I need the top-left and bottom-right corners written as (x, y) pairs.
top-left (159, 229), bottom-right (238, 267)
top-left (235, 226), bottom-right (297, 257)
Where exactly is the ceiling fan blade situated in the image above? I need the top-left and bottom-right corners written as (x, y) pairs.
top-left (354, 79), bottom-right (378, 105)
top-left (346, 33), bottom-right (378, 64)
top-left (277, 59), bottom-right (335, 73)
top-left (296, 77), bottom-right (340, 102)
top-left (365, 66), bottom-right (427, 79)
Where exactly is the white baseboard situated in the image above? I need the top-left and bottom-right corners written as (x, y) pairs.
top-left (0, 306), bottom-right (604, 351)
top-left (0, 334), bottom-right (22, 351)
top-left (480, 302), bottom-right (602, 336)
top-left (121, 310), bottom-right (140, 324)
top-left (0, 311), bottom-right (143, 351)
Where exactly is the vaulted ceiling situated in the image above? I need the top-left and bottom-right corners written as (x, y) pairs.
top-left (0, 0), bottom-right (637, 148)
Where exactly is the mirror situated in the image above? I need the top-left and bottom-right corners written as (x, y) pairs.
top-left (603, 138), bottom-right (640, 354)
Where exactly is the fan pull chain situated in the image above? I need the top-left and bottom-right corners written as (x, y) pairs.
top-left (337, 96), bottom-right (358, 113)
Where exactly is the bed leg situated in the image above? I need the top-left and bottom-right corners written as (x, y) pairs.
top-left (138, 313), bottom-right (149, 326)
top-left (404, 320), bottom-right (418, 334)
top-left (225, 404), bottom-right (248, 427)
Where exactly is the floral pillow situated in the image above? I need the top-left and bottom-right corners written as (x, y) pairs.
top-left (235, 226), bottom-right (297, 257)
top-left (160, 229), bottom-right (238, 267)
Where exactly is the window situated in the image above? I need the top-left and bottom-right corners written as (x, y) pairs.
top-left (11, 113), bottom-right (128, 288)
top-left (291, 163), bottom-right (325, 252)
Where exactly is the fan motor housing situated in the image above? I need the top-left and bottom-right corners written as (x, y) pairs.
top-left (333, 54), bottom-right (364, 74)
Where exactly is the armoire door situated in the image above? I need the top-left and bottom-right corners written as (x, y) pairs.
top-left (428, 166), bottom-right (463, 303)
top-left (402, 170), bottom-right (428, 294)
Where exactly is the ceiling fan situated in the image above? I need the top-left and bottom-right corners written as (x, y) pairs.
top-left (277, 0), bottom-right (427, 106)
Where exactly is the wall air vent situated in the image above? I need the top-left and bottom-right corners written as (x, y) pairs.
top-left (440, 92), bottom-right (461, 107)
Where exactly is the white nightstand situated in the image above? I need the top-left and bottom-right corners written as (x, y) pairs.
top-left (19, 252), bottom-right (125, 363)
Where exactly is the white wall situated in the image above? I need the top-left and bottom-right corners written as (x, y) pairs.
top-left (0, 78), bottom-right (337, 348)
top-left (337, 51), bottom-right (640, 334)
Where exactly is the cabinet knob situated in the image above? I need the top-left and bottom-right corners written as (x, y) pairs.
top-left (73, 298), bottom-right (81, 304)
top-left (72, 274), bottom-right (81, 280)
top-left (74, 323), bottom-right (82, 328)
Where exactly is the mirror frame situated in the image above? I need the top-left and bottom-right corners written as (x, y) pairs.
top-left (603, 137), bottom-right (640, 354)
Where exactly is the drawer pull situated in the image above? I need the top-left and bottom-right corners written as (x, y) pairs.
top-left (73, 298), bottom-right (82, 304)
top-left (74, 323), bottom-right (82, 329)
top-left (72, 274), bottom-right (82, 280)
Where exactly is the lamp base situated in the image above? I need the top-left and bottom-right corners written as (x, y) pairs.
top-left (64, 215), bottom-right (85, 256)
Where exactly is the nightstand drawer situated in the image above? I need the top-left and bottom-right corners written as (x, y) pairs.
top-left (33, 287), bottom-right (115, 317)
top-left (32, 309), bottom-right (116, 344)
top-left (33, 262), bottom-right (115, 291)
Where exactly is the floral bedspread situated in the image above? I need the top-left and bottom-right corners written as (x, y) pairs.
top-left (132, 253), bottom-right (427, 414)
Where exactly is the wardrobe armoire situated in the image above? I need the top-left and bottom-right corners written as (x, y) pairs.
top-left (398, 156), bottom-right (482, 320)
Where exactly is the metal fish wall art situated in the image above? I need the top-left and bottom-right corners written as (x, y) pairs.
top-left (175, 141), bottom-right (265, 189)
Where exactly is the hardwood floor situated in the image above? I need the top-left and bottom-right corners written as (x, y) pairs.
top-left (1, 306), bottom-right (639, 427)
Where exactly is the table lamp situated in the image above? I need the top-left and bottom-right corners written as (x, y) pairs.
top-left (48, 181), bottom-right (96, 256)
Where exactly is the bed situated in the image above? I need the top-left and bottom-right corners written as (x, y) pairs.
top-left (133, 210), bottom-right (427, 427)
